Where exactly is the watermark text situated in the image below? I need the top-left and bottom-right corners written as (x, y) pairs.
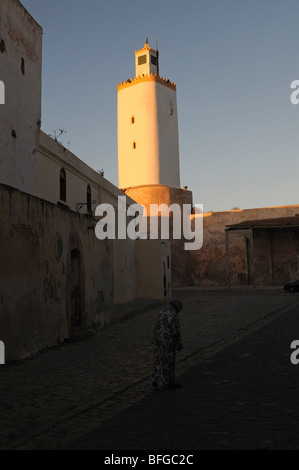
top-left (95, 196), bottom-right (203, 251)
top-left (290, 80), bottom-right (299, 104)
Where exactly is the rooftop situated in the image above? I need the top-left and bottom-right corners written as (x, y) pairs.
top-left (226, 215), bottom-right (299, 230)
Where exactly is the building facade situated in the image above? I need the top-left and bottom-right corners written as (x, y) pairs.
top-left (0, 1), bottom-right (171, 361)
top-left (0, 0), bottom-right (42, 195)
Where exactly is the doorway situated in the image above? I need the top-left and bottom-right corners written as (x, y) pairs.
top-left (71, 249), bottom-right (82, 328)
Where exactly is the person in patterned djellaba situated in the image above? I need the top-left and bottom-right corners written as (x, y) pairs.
top-left (152, 299), bottom-right (183, 389)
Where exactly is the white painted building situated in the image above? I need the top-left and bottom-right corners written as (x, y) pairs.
top-left (117, 40), bottom-right (181, 189)
top-left (0, 0), bottom-right (42, 195)
top-left (0, 0), bottom-right (119, 218)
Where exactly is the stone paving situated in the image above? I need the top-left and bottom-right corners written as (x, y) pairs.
top-left (0, 287), bottom-right (298, 450)
top-left (68, 300), bottom-right (299, 450)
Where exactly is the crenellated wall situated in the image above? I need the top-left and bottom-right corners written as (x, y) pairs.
top-left (118, 73), bottom-right (176, 91)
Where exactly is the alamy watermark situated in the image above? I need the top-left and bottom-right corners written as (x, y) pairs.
top-left (95, 196), bottom-right (203, 251)
top-left (0, 80), bottom-right (4, 104)
top-left (0, 341), bottom-right (5, 364)
top-left (290, 340), bottom-right (299, 364)
top-left (290, 80), bottom-right (299, 104)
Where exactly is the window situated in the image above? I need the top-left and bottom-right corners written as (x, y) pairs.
top-left (138, 54), bottom-right (147, 65)
top-left (151, 55), bottom-right (157, 66)
top-left (133, 141), bottom-right (136, 149)
top-left (87, 185), bottom-right (91, 213)
top-left (60, 168), bottom-right (66, 201)
top-left (21, 58), bottom-right (25, 75)
top-left (131, 116), bottom-right (135, 124)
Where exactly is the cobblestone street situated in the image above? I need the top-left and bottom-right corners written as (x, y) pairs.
top-left (1, 287), bottom-right (299, 450)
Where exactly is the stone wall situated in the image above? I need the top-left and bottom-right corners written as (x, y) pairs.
top-left (242, 227), bottom-right (298, 286)
top-left (0, 184), bottom-right (114, 361)
top-left (135, 239), bottom-right (171, 299)
top-left (189, 205), bottom-right (299, 286)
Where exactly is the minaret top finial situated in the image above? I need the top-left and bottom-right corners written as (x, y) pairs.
top-left (145, 36), bottom-right (149, 44)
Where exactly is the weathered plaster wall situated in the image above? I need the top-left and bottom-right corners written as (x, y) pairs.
top-left (113, 238), bottom-right (136, 304)
top-left (190, 205), bottom-right (299, 286)
top-left (249, 228), bottom-right (298, 286)
top-left (135, 240), bottom-right (171, 300)
top-left (0, 0), bottom-right (42, 194)
top-left (0, 184), bottom-right (114, 361)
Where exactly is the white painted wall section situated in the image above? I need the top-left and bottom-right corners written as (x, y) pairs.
top-left (0, 0), bottom-right (42, 195)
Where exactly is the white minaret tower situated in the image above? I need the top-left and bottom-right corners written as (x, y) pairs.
top-left (117, 39), bottom-right (181, 189)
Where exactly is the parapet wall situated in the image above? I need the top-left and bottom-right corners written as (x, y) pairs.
top-left (118, 73), bottom-right (176, 92)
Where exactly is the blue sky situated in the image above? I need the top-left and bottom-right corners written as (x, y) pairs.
top-left (21, 0), bottom-right (299, 212)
